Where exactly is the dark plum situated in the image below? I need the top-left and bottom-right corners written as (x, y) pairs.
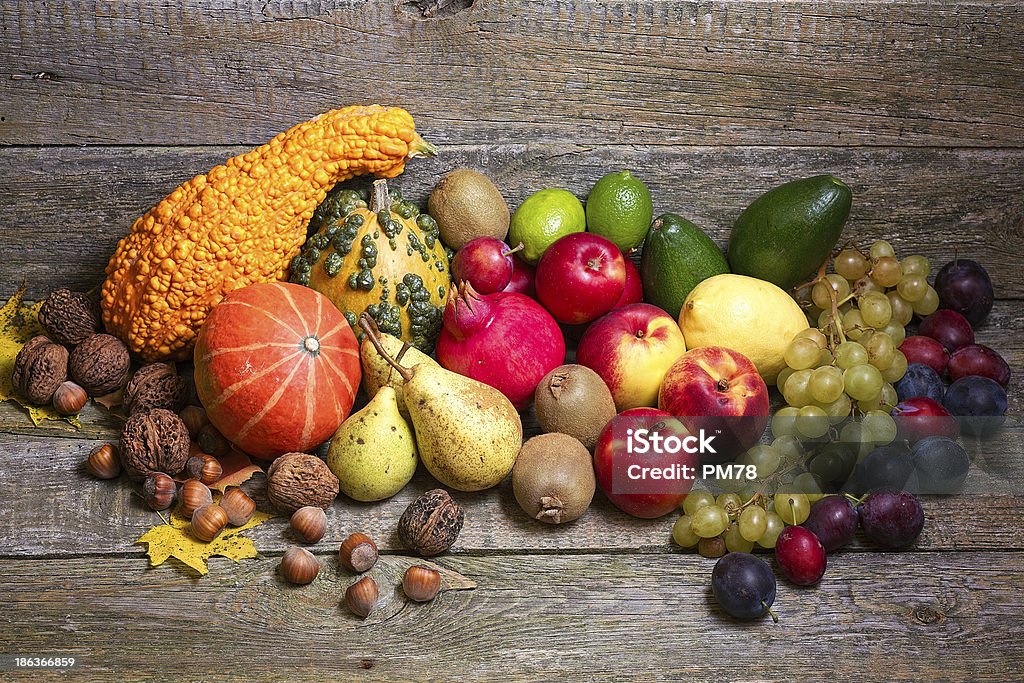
top-left (911, 436), bottom-right (970, 494)
top-left (855, 445), bottom-right (915, 492)
top-left (918, 309), bottom-right (974, 352)
top-left (942, 376), bottom-right (1008, 436)
top-left (803, 496), bottom-right (859, 552)
top-left (775, 526), bottom-right (827, 586)
top-left (935, 258), bottom-right (994, 326)
top-left (895, 363), bottom-right (945, 403)
top-left (452, 237), bottom-right (522, 294)
top-left (892, 397), bottom-right (959, 444)
top-left (948, 344), bottom-right (1011, 387)
top-left (899, 336), bottom-right (948, 375)
top-left (858, 490), bottom-right (925, 548)
top-left (711, 552), bottom-right (777, 622)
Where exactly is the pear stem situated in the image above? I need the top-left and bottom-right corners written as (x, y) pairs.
top-left (358, 313), bottom-right (413, 382)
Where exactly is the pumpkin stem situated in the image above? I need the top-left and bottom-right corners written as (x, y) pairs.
top-left (370, 179), bottom-right (392, 213)
top-left (358, 313), bottom-right (413, 382)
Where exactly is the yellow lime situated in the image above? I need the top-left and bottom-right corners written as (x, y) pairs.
top-left (509, 189), bottom-right (586, 264)
top-left (585, 170), bottom-right (653, 252)
top-left (680, 274), bottom-right (809, 385)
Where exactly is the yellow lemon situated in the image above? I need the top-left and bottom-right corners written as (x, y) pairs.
top-left (679, 274), bottom-right (808, 385)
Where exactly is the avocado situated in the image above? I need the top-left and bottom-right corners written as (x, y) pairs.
top-left (728, 175), bottom-right (852, 290)
top-left (639, 213), bottom-right (729, 318)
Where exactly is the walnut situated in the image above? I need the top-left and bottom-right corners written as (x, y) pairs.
top-left (123, 363), bottom-right (187, 415)
top-left (37, 289), bottom-right (101, 346)
top-left (266, 452), bottom-right (339, 513)
top-left (12, 336), bottom-right (69, 404)
top-left (398, 489), bottom-right (465, 556)
top-left (119, 408), bottom-right (191, 479)
top-left (69, 333), bottom-right (131, 397)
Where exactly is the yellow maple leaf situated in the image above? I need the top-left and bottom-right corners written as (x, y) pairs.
top-left (0, 285), bottom-right (81, 428)
top-left (136, 495), bottom-right (276, 575)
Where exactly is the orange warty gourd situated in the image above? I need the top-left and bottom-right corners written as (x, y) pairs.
top-left (102, 105), bottom-right (435, 361)
top-left (193, 282), bottom-right (361, 460)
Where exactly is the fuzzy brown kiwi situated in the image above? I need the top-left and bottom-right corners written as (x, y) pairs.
top-left (512, 433), bottom-right (596, 525)
top-left (429, 168), bottom-right (510, 249)
top-left (533, 364), bottom-right (616, 451)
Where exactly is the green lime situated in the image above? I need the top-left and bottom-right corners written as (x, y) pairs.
top-left (585, 170), bottom-right (653, 251)
top-left (509, 189), bottom-right (586, 264)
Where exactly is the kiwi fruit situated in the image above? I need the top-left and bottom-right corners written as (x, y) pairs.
top-left (534, 364), bottom-right (616, 451)
top-left (513, 433), bottom-right (596, 524)
top-left (429, 168), bottom-right (510, 249)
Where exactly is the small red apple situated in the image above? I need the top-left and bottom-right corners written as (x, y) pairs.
top-left (535, 233), bottom-right (626, 324)
top-left (614, 257), bottom-right (644, 309)
top-left (502, 254), bottom-right (536, 298)
top-left (577, 304), bottom-right (686, 411)
top-left (658, 347), bottom-right (770, 464)
top-left (451, 237), bottom-right (523, 294)
top-left (891, 396), bottom-right (959, 443)
top-left (593, 407), bottom-right (696, 519)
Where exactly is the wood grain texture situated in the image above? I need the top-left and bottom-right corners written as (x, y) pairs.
top-left (1, 1), bottom-right (1022, 147)
top-left (2, 552), bottom-right (1023, 681)
top-left (2, 144), bottom-right (1023, 299)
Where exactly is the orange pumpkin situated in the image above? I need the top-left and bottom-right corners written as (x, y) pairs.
top-left (193, 282), bottom-right (360, 459)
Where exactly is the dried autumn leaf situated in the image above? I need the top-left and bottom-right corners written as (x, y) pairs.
top-left (136, 494), bottom-right (275, 575)
top-left (0, 285), bottom-right (81, 428)
top-left (209, 447), bottom-right (264, 493)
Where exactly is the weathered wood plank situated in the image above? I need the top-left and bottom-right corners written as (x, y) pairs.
top-left (2, 144), bottom-right (1023, 299)
top-left (1, 1), bottom-right (1022, 147)
top-left (2, 552), bottom-right (1023, 681)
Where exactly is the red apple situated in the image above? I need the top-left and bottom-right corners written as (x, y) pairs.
top-left (900, 336), bottom-right (949, 375)
top-left (535, 233), bottom-right (626, 324)
top-left (593, 407), bottom-right (696, 519)
top-left (502, 254), bottom-right (536, 298)
top-left (891, 396), bottom-right (959, 443)
top-left (576, 304), bottom-right (686, 410)
top-left (658, 347), bottom-right (770, 464)
top-left (452, 237), bottom-right (525, 294)
top-left (614, 257), bottom-right (644, 308)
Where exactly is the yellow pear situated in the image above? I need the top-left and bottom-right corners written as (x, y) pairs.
top-left (360, 327), bottom-right (438, 419)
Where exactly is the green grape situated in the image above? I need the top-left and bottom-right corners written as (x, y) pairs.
top-left (887, 291), bottom-right (915, 326)
top-left (792, 472), bottom-right (826, 503)
top-left (864, 409), bottom-right (897, 445)
top-left (817, 309), bottom-right (838, 334)
top-left (782, 369), bottom-right (814, 407)
top-left (794, 327), bottom-right (828, 347)
top-left (785, 337), bottom-right (822, 371)
top-left (724, 522), bottom-right (755, 553)
top-left (716, 493), bottom-right (743, 515)
top-left (810, 365), bottom-right (845, 403)
top-left (864, 331), bottom-right (896, 370)
top-left (717, 473), bottom-right (747, 493)
top-left (880, 382), bottom-right (899, 411)
top-left (811, 274), bottom-right (852, 309)
top-left (774, 492), bottom-right (811, 525)
top-left (839, 421), bottom-right (875, 459)
top-left (739, 445), bottom-right (782, 479)
top-left (881, 350), bottom-right (908, 383)
top-left (900, 254), bottom-right (930, 276)
top-left (869, 240), bottom-right (896, 259)
top-left (691, 504), bottom-right (729, 538)
top-left (817, 348), bottom-right (835, 367)
top-left (871, 256), bottom-right (902, 288)
top-left (858, 395), bottom-right (881, 412)
top-left (757, 512), bottom-right (786, 548)
top-left (698, 535), bottom-right (727, 558)
top-left (771, 406), bottom-right (800, 438)
top-left (859, 291), bottom-right (893, 327)
top-left (772, 435), bottom-right (804, 463)
top-left (844, 364), bottom-right (884, 401)
top-left (843, 309), bottom-right (868, 340)
top-left (881, 319), bottom-right (906, 346)
top-left (912, 286), bottom-right (940, 316)
top-left (834, 248), bottom-right (869, 280)
top-left (796, 405), bottom-right (830, 439)
top-left (738, 505), bottom-right (769, 542)
top-left (682, 490), bottom-right (715, 517)
top-left (672, 515), bottom-right (700, 548)
top-left (776, 366), bottom-right (795, 392)
top-left (853, 276), bottom-right (885, 296)
top-left (820, 393), bottom-right (853, 423)
top-left (835, 341), bottom-right (868, 369)
top-left (896, 274), bottom-right (928, 302)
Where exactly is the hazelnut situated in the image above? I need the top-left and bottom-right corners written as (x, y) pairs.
top-left (265, 452), bottom-right (340, 514)
top-left (38, 289), bottom-right (101, 346)
top-left (339, 533), bottom-right (378, 573)
top-left (185, 454), bottom-right (223, 485)
top-left (69, 333), bottom-right (130, 397)
top-left (119, 408), bottom-right (191, 479)
top-left (85, 443), bottom-right (121, 479)
top-left (197, 424), bottom-right (231, 458)
top-left (290, 506), bottom-right (327, 544)
top-left (344, 576), bottom-right (379, 618)
top-left (123, 362), bottom-right (188, 415)
top-left (142, 473), bottom-right (177, 511)
top-left (221, 488), bottom-right (256, 526)
top-left (180, 479), bottom-right (213, 517)
top-left (179, 405), bottom-right (210, 439)
top-left (280, 547), bottom-right (319, 585)
top-left (402, 565), bottom-right (442, 602)
top-left (191, 503), bottom-right (228, 542)
top-left (397, 489), bottom-right (465, 556)
top-left (12, 335), bottom-right (69, 404)
top-left (52, 380), bottom-right (88, 415)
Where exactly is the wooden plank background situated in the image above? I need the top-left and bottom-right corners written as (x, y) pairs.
top-left (1, 1), bottom-right (1023, 680)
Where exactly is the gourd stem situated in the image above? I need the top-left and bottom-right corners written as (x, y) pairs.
top-left (358, 313), bottom-right (413, 382)
top-left (370, 179), bottom-right (392, 213)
